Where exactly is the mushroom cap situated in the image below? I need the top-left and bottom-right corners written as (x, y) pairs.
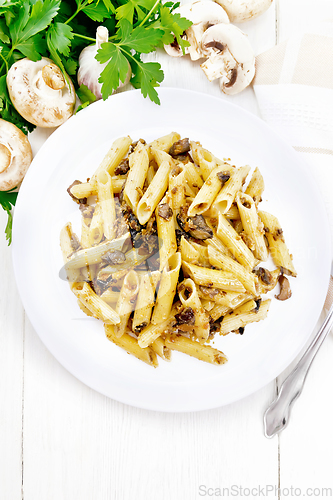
top-left (164, 0), bottom-right (229, 58)
top-left (180, 0), bottom-right (229, 25)
top-left (0, 118), bottom-right (33, 191)
top-left (201, 23), bottom-right (255, 94)
top-left (7, 57), bottom-right (76, 128)
top-left (214, 0), bottom-right (273, 22)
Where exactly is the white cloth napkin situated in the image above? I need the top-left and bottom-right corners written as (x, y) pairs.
top-left (253, 21), bottom-right (333, 310)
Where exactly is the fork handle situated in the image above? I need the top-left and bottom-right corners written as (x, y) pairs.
top-left (264, 303), bottom-right (333, 438)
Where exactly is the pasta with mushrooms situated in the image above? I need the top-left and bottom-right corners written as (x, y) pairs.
top-left (60, 133), bottom-right (297, 367)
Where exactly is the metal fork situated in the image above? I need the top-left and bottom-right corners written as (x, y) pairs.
top-left (264, 264), bottom-right (333, 438)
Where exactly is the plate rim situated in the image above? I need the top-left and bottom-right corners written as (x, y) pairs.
top-left (12, 87), bottom-right (332, 412)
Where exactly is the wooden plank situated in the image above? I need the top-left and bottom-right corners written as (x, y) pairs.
top-left (0, 211), bottom-right (24, 500)
top-left (22, 315), bottom-right (278, 499)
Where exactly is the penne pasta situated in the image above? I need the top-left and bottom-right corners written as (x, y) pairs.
top-left (180, 236), bottom-right (200, 264)
top-left (245, 167), bottom-right (264, 205)
top-left (138, 315), bottom-right (176, 348)
top-left (183, 161), bottom-right (204, 190)
top-left (65, 233), bottom-right (130, 270)
top-left (151, 252), bottom-right (181, 324)
top-left (182, 261), bottom-right (246, 292)
top-left (105, 324), bottom-right (158, 367)
top-left (236, 192), bottom-right (268, 261)
top-left (213, 165), bottom-right (250, 214)
top-left (123, 141), bottom-right (149, 214)
top-left (187, 165), bottom-right (233, 216)
top-left (93, 136), bottom-right (132, 179)
top-left (207, 244), bottom-right (257, 294)
top-left (114, 270), bottom-right (140, 338)
top-left (164, 334), bottom-right (227, 365)
top-left (220, 299), bottom-right (271, 335)
top-left (178, 278), bottom-right (210, 342)
top-left (217, 213), bottom-right (256, 270)
top-left (259, 211), bottom-right (297, 277)
top-left (151, 337), bottom-right (172, 361)
top-left (96, 169), bottom-right (116, 240)
top-left (72, 282), bottom-right (120, 324)
top-left (132, 274), bottom-right (155, 333)
top-left (137, 159), bottom-right (171, 225)
top-left (156, 195), bottom-right (177, 270)
top-left (149, 132), bottom-right (181, 153)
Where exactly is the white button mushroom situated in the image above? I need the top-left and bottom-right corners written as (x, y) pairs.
top-left (164, 0), bottom-right (229, 60)
top-left (6, 57), bottom-right (76, 128)
top-left (78, 26), bottom-right (132, 100)
top-left (213, 0), bottom-right (273, 22)
top-left (200, 23), bottom-right (255, 94)
top-left (0, 119), bottom-right (32, 191)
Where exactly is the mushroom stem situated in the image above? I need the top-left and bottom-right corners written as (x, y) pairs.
top-left (201, 49), bottom-right (236, 82)
top-left (0, 143), bottom-right (12, 173)
top-left (42, 63), bottom-right (66, 90)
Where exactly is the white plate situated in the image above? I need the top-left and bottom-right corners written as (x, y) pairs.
top-left (12, 88), bottom-right (331, 412)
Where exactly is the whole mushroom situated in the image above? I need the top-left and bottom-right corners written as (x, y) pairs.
top-left (6, 58), bottom-right (76, 128)
top-left (0, 119), bottom-right (32, 191)
top-left (164, 0), bottom-right (229, 61)
top-left (200, 23), bottom-right (255, 94)
top-left (214, 0), bottom-right (273, 22)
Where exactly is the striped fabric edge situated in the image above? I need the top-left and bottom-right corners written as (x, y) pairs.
top-left (293, 146), bottom-right (333, 156)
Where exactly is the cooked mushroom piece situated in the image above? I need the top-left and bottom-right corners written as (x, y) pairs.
top-left (7, 57), bottom-right (76, 128)
top-left (177, 206), bottom-right (213, 240)
top-left (164, 0), bottom-right (229, 60)
top-left (200, 23), bottom-right (255, 95)
top-left (169, 138), bottom-right (191, 157)
top-left (101, 250), bottom-right (126, 265)
top-left (214, 0), bottom-right (273, 22)
top-left (275, 275), bottom-right (292, 301)
top-left (158, 203), bottom-right (173, 221)
top-left (0, 118), bottom-right (33, 191)
top-left (254, 267), bottom-right (273, 286)
top-left (175, 307), bottom-right (195, 330)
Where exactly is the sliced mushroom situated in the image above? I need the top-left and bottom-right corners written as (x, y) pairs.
top-left (0, 119), bottom-right (32, 191)
top-left (7, 57), bottom-right (76, 128)
top-left (214, 0), bottom-right (273, 22)
top-left (254, 267), bottom-right (273, 285)
top-left (169, 138), bottom-right (191, 157)
top-left (177, 206), bottom-right (213, 240)
top-left (158, 202), bottom-right (173, 221)
top-left (101, 250), bottom-right (126, 265)
top-left (200, 23), bottom-right (255, 95)
top-left (164, 0), bottom-right (229, 60)
top-left (275, 275), bottom-right (292, 301)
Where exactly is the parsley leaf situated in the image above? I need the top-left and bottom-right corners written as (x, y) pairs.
top-left (115, 0), bottom-right (156, 25)
top-left (9, 0), bottom-right (61, 46)
top-left (153, 4), bottom-right (191, 51)
top-left (131, 59), bottom-right (163, 105)
top-left (96, 42), bottom-right (130, 99)
top-left (0, 189), bottom-right (18, 245)
top-left (76, 83), bottom-right (96, 112)
top-left (82, 1), bottom-right (110, 22)
top-left (47, 22), bottom-right (73, 57)
top-left (120, 20), bottom-right (164, 53)
top-left (16, 32), bottom-right (46, 60)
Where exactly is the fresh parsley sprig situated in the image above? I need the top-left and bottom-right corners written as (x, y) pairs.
top-left (0, 0), bottom-right (192, 243)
